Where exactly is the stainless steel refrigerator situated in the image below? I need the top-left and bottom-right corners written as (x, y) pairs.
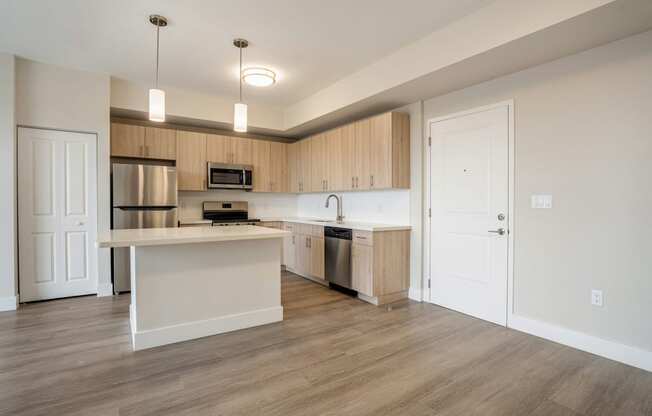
top-left (111, 163), bottom-right (178, 293)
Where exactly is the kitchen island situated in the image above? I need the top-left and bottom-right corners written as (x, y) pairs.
top-left (97, 225), bottom-right (288, 351)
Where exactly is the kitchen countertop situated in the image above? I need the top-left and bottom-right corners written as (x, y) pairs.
top-left (97, 225), bottom-right (288, 248)
top-left (259, 217), bottom-right (411, 232)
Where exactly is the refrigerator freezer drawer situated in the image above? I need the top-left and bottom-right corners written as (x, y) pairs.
top-left (112, 207), bottom-right (178, 229)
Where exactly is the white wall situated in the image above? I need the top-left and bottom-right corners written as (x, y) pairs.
top-left (179, 191), bottom-right (297, 221)
top-left (0, 54), bottom-right (17, 310)
top-left (423, 30), bottom-right (652, 352)
top-left (15, 58), bottom-right (113, 296)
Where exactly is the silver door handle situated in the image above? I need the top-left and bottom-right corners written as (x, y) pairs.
top-left (488, 228), bottom-right (506, 235)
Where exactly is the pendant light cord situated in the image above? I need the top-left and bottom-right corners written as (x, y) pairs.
top-left (239, 45), bottom-right (243, 102)
top-left (155, 22), bottom-right (160, 88)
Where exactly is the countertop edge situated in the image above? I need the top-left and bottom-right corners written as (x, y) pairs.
top-left (97, 230), bottom-right (289, 249)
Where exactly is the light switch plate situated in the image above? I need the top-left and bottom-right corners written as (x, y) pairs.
top-left (531, 194), bottom-right (553, 209)
top-left (591, 289), bottom-right (603, 307)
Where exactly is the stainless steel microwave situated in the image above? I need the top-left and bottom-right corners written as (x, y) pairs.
top-left (207, 162), bottom-right (253, 190)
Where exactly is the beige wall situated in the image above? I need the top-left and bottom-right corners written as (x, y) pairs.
top-left (424, 30), bottom-right (652, 351)
top-left (0, 54), bottom-right (17, 308)
top-left (15, 58), bottom-right (113, 295)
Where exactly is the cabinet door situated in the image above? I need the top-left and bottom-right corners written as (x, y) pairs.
top-left (326, 128), bottom-right (343, 191)
top-left (288, 142), bottom-right (299, 193)
top-left (295, 235), bottom-right (311, 276)
top-left (352, 243), bottom-right (373, 296)
top-left (176, 131), bottom-right (207, 191)
top-left (354, 119), bottom-right (371, 190)
top-left (298, 139), bottom-right (311, 193)
top-left (252, 140), bottom-right (271, 192)
top-left (283, 232), bottom-right (296, 269)
top-left (340, 124), bottom-right (356, 191)
top-left (206, 134), bottom-right (230, 163)
top-left (310, 134), bottom-right (328, 192)
top-left (230, 137), bottom-right (253, 165)
top-left (144, 127), bottom-right (176, 160)
top-left (310, 236), bottom-right (325, 279)
top-left (111, 123), bottom-right (144, 158)
top-left (369, 113), bottom-right (392, 189)
top-left (270, 142), bottom-right (288, 193)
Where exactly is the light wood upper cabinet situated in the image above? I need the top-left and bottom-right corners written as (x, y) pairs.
top-left (207, 135), bottom-right (252, 165)
top-left (370, 112), bottom-right (410, 189)
top-left (298, 139), bottom-right (311, 193)
top-left (111, 123), bottom-right (144, 158)
top-left (270, 142), bottom-right (288, 193)
top-left (354, 119), bottom-right (371, 190)
top-left (288, 142), bottom-right (299, 193)
top-left (144, 127), bottom-right (176, 160)
top-left (252, 140), bottom-right (271, 192)
top-left (310, 133), bottom-right (329, 192)
top-left (176, 131), bottom-right (206, 191)
top-left (206, 134), bottom-right (229, 163)
top-left (326, 128), bottom-right (345, 191)
top-left (340, 124), bottom-right (356, 191)
top-left (231, 137), bottom-right (253, 165)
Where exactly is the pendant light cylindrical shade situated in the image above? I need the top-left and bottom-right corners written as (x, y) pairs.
top-left (233, 102), bottom-right (248, 133)
top-left (148, 15), bottom-right (167, 122)
top-left (149, 88), bottom-right (166, 122)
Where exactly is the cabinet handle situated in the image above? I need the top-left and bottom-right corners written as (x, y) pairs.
top-left (370, 175), bottom-right (374, 187)
top-left (292, 235), bottom-right (295, 244)
top-left (352, 177), bottom-right (355, 188)
top-left (139, 145), bottom-right (144, 156)
top-left (355, 177), bottom-right (359, 188)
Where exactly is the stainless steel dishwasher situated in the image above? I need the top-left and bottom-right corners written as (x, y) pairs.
top-left (324, 227), bottom-right (353, 290)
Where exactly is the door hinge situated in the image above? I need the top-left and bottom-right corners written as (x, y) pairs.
top-left (428, 208), bottom-right (431, 218)
top-left (428, 136), bottom-right (431, 146)
top-left (427, 278), bottom-right (431, 289)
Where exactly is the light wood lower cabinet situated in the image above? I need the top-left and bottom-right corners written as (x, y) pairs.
top-left (352, 229), bottom-right (410, 305)
top-left (176, 131), bottom-right (207, 191)
top-left (284, 223), bottom-right (325, 282)
top-left (309, 236), bottom-right (325, 279)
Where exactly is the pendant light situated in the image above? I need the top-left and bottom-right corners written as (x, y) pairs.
top-left (233, 38), bottom-right (248, 133)
top-left (148, 14), bottom-right (167, 122)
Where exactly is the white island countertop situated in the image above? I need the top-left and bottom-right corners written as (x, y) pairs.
top-left (97, 225), bottom-right (288, 248)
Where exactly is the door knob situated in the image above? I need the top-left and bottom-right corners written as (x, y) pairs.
top-left (488, 228), bottom-right (505, 235)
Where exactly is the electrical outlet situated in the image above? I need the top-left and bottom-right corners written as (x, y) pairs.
top-left (591, 289), bottom-right (603, 307)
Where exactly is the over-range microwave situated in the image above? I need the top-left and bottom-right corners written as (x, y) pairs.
top-left (207, 162), bottom-right (253, 190)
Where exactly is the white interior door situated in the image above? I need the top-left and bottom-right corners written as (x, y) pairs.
top-left (18, 127), bottom-right (98, 302)
top-left (429, 106), bottom-right (509, 326)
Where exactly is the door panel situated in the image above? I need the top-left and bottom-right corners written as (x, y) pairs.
top-left (354, 119), bottom-right (371, 190)
top-left (252, 140), bottom-right (271, 192)
top-left (176, 131), bottom-right (206, 191)
top-left (352, 243), bottom-right (373, 296)
top-left (270, 142), bottom-right (288, 192)
top-left (206, 134), bottom-right (230, 163)
top-left (111, 123), bottom-right (144, 158)
top-left (230, 137), bottom-right (253, 165)
top-left (310, 237), bottom-right (325, 279)
top-left (369, 113), bottom-right (392, 189)
top-left (310, 134), bottom-right (328, 192)
top-left (144, 127), bottom-right (176, 160)
top-left (340, 124), bottom-right (355, 191)
top-left (18, 128), bottom-right (98, 302)
top-left (288, 142), bottom-right (299, 193)
top-left (429, 106), bottom-right (509, 326)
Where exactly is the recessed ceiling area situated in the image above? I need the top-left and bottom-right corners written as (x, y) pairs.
top-left (0, 0), bottom-right (496, 106)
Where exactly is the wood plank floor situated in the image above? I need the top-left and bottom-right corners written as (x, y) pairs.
top-left (0, 271), bottom-right (650, 416)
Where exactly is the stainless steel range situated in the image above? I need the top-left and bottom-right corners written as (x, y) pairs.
top-left (202, 201), bottom-right (260, 226)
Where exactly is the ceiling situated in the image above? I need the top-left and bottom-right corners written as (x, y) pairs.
top-left (0, 0), bottom-right (495, 106)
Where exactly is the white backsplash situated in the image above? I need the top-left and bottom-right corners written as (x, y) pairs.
top-left (178, 191), bottom-right (297, 220)
top-left (179, 189), bottom-right (410, 225)
top-left (296, 190), bottom-right (410, 224)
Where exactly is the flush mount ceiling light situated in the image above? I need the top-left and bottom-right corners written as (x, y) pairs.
top-left (148, 14), bottom-right (167, 122)
top-left (242, 67), bottom-right (276, 87)
top-left (233, 38), bottom-right (248, 133)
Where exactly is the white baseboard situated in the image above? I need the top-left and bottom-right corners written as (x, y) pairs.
top-left (0, 296), bottom-right (18, 312)
top-left (408, 287), bottom-right (423, 302)
top-left (509, 314), bottom-right (652, 373)
top-left (96, 283), bottom-right (114, 297)
top-left (130, 306), bottom-right (283, 351)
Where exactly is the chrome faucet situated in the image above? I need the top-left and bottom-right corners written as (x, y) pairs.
top-left (325, 194), bottom-right (344, 223)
